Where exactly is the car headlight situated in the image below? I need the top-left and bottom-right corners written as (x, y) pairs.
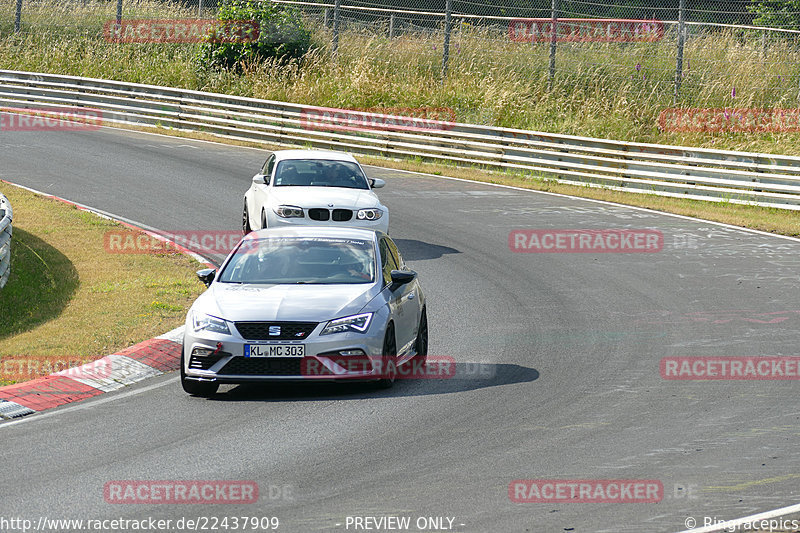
top-left (192, 312), bottom-right (231, 335)
top-left (356, 208), bottom-right (383, 221)
top-left (320, 313), bottom-right (373, 335)
top-left (274, 205), bottom-right (305, 218)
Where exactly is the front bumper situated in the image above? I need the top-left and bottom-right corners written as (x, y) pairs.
top-left (183, 324), bottom-right (388, 384)
top-left (268, 211), bottom-right (389, 234)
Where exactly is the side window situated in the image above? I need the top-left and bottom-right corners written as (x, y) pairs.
top-left (386, 238), bottom-right (404, 269)
top-left (379, 238), bottom-right (399, 286)
top-left (261, 154), bottom-right (275, 183)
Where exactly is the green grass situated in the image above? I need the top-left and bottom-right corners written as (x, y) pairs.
top-left (0, 226), bottom-right (79, 341)
top-left (2, 0), bottom-right (800, 155)
top-left (0, 184), bottom-right (205, 386)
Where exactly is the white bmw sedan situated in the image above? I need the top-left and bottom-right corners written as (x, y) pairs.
top-left (242, 150), bottom-right (389, 234)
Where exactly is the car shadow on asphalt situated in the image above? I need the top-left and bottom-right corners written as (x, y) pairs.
top-left (208, 363), bottom-right (539, 402)
top-left (391, 239), bottom-right (460, 261)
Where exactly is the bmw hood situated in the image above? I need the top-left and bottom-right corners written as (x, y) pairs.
top-left (269, 187), bottom-right (381, 209)
top-left (196, 282), bottom-right (379, 324)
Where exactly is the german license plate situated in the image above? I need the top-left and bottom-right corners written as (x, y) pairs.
top-left (244, 344), bottom-right (305, 357)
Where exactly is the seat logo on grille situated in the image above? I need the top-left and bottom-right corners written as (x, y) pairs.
top-left (269, 326), bottom-right (281, 336)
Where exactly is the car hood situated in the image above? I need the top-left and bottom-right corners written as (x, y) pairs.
top-left (195, 282), bottom-right (379, 324)
top-left (269, 187), bottom-right (381, 209)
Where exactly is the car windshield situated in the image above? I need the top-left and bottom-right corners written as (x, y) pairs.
top-left (273, 160), bottom-right (369, 189)
top-left (218, 237), bottom-right (376, 285)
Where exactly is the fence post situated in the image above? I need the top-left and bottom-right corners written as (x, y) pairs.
top-left (14, 0), bottom-right (23, 32)
top-left (389, 13), bottom-right (395, 38)
top-left (116, 0), bottom-right (123, 25)
top-left (674, 0), bottom-right (686, 101)
top-left (333, 0), bottom-right (341, 56)
top-left (442, 0), bottom-right (452, 81)
top-left (197, 0), bottom-right (203, 18)
top-left (548, 0), bottom-right (558, 90)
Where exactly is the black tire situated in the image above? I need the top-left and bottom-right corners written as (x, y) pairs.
top-left (376, 323), bottom-right (397, 389)
top-left (414, 308), bottom-right (428, 365)
top-left (242, 202), bottom-right (252, 235)
top-left (181, 347), bottom-right (219, 397)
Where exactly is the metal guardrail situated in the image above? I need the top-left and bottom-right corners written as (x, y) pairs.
top-left (2, 69), bottom-right (800, 210)
top-left (0, 193), bottom-right (12, 289)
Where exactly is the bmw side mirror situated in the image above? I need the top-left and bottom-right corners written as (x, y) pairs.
top-left (197, 268), bottom-right (216, 287)
top-left (253, 174), bottom-right (266, 185)
top-left (370, 178), bottom-right (386, 189)
top-left (389, 269), bottom-right (416, 291)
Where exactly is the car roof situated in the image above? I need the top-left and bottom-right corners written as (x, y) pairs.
top-left (272, 149), bottom-right (359, 164)
top-left (244, 226), bottom-right (382, 242)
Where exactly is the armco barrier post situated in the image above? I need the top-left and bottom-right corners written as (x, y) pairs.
top-left (674, 0), bottom-right (686, 101)
top-left (442, 0), bottom-right (452, 81)
top-left (548, 0), bottom-right (558, 90)
top-left (332, 0), bottom-right (341, 56)
top-left (15, 0), bottom-right (23, 32)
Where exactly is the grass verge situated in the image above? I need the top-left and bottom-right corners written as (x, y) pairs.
top-left (0, 184), bottom-right (205, 386)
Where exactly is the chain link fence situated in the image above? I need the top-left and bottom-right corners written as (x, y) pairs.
top-left (3, 0), bottom-right (800, 132)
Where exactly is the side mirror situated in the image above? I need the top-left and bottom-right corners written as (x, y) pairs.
top-left (370, 178), bottom-right (386, 189)
top-left (253, 174), bottom-right (266, 185)
top-left (197, 268), bottom-right (216, 287)
top-left (389, 269), bottom-right (416, 291)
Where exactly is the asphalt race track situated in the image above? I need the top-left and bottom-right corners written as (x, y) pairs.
top-left (2, 120), bottom-right (800, 532)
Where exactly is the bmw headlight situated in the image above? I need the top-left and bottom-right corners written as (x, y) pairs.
top-left (320, 313), bottom-right (373, 335)
top-left (356, 208), bottom-right (383, 221)
top-left (192, 312), bottom-right (231, 335)
top-left (274, 205), bottom-right (305, 218)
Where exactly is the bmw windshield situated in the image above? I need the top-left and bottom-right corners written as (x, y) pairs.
top-left (273, 160), bottom-right (370, 189)
top-left (218, 237), bottom-right (376, 285)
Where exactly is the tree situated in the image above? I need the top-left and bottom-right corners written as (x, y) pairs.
top-left (197, 0), bottom-right (312, 71)
top-left (748, 0), bottom-right (800, 29)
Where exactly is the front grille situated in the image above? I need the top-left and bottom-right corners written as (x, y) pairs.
top-left (189, 349), bottom-right (229, 370)
top-left (307, 208), bottom-right (354, 222)
top-left (234, 321), bottom-right (317, 341)
top-left (218, 357), bottom-right (303, 376)
top-left (332, 209), bottom-right (353, 221)
top-left (308, 208), bottom-right (330, 221)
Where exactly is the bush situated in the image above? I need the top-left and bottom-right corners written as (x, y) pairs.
top-left (197, 0), bottom-right (311, 71)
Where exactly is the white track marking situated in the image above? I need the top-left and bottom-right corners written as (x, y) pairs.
top-left (0, 376), bottom-right (179, 429)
